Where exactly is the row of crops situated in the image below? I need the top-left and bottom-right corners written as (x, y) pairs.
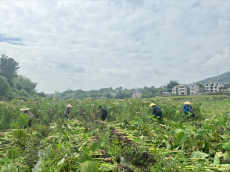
top-left (0, 97), bottom-right (230, 171)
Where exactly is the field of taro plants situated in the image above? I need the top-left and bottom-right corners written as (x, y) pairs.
top-left (0, 96), bottom-right (230, 172)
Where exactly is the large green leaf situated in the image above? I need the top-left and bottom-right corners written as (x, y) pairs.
top-left (78, 152), bottom-right (92, 163)
top-left (210, 155), bottom-right (220, 166)
top-left (176, 132), bottom-right (188, 145)
top-left (82, 146), bottom-right (90, 156)
top-left (18, 118), bottom-right (27, 128)
top-left (79, 161), bottom-right (98, 172)
top-left (222, 142), bottom-right (230, 151)
top-left (196, 129), bottom-right (207, 136)
top-left (20, 113), bottom-right (29, 119)
top-left (84, 126), bottom-right (88, 133)
top-left (7, 149), bottom-right (20, 160)
top-left (91, 142), bottom-right (100, 153)
top-left (12, 129), bottom-right (27, 142)
top-left (190, 151), bottom-right (210, 158)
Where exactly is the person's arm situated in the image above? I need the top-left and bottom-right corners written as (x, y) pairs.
top-left (191, 105), bottom-right (195, 114)
top-left (28, 111), bottom-right (34, 117)
top-left (152, 107), bottom-right (156, 115)
top-left (99, 109), bottom-right (102, 116)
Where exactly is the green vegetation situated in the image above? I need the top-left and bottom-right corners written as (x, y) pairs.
top-left (50, 80), bottom-right (180, 100)
top-left (198, 71), bottom-right (230, 83)
top-left (0, 96), bottom-right (230, 171)
top-left (0, 54), bottom-right (45, 101)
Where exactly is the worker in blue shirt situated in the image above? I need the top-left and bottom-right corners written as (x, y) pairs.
top-left (182, 101), bottom-right (195, 118)
top-left (149, 103), bottom-right (162, 120)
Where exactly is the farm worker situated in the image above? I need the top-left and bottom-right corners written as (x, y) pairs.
top-left (98, 106), bottom-right (108, 121)
top-left (64, 104), bottom-right (72, 119)
top-left (149, 103), bottom-right (162, 120)
top-left (19, 107), bottom-right (34, 127)
top-left (182, 101), bottom-right (195, 118)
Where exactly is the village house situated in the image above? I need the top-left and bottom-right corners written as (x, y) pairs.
top-left (172, 84), bottom-right (200, 95)
top-left (109, 92), bottom-right (116, 97)
top-left (211, 82), bottom-right (230, 92)
top-left (205, 81), bottom-right (224, 92)
top-left (133, 90), bottom-right (142, 99)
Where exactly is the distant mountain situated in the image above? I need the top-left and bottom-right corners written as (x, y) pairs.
top-left (198, 71), bottom-right (230, 84)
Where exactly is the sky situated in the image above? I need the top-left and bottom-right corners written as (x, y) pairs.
top-left (0, 0), bottom-right (229, 93)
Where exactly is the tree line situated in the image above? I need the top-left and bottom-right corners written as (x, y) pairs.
top-left (0, 54), bottom-right (45, 100)
top-left (49, 81), bottom-right (180, 99)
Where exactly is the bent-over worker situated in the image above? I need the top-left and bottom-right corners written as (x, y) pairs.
top-left (98, 106), bottom-right (108, 121)
top-left (182, 101), bottom-right (195, 118)
top-left (64, 104), bottom-right (72, 119)
top-left (149, 103), bottom-right (162, 120)
top-left (19, 107), bottom-right (34, 127)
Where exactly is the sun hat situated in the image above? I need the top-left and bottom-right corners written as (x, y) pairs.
top-left (19, 107), bottom-right (30, 111)
top-left (184, 101), bottom-right (191, 105)
top-left (149, 103), bottom-right (156, 107)
top-left (67, 104), bottom-right (72, 108)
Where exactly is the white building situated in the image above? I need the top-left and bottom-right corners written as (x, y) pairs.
top-left (133, 90), bottom-right (142, 99)
top-left (172, 84), bottom-right (200, 95)
top-left (109, 92), bottom-right (116, 97)
top-left (205, 81), bottom-right (224, 92)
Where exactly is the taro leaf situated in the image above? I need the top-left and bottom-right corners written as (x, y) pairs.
top-left (84, 126), bottom-right (88, 133)
top-left (185, 126), bottom-right (195, 131)
top-left (83, 133), bottom-right (87, 141)
top-left (82, 146), bottom-right (90, 156)
top-left (196, 129), bottom-right (207, 136)
top-left (210, 155), bottom-right (220, 166)
top-left (78, 152), bottom-right (92, 163)
top-left (18, 118), bottom-right (28, 128)
top-left (12, 129), bottom-right (27, 142)
top-left (20, 113), bottom-right (29, 119)
top-left (223, 151), bottom-right (229, 161)
top-left (87, 132), bottom-right (93, 137)
top-left (216, 152), bottom-right (224, 158)
top-left (222, 142), bottom-right (230, 151)
top-left (14, 123), bottom-right (19, 127)
top-left (79, 161), bottom-right (98, 172)
top-left (216, 121), bottom-right (222, 127)
top-left (91, 142), bottom-right (100, 153)
top-left (176, 132), bottom-right (188, 145)
top-left (190, 151), bottom-right (209, 158)
top-left (8, 149), bottom-right (20, 160)
top-left (0, 158), bottom-right (13, 163)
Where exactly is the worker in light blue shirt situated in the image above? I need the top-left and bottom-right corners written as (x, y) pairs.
top-left (182, 101), bottom-right (195, 118)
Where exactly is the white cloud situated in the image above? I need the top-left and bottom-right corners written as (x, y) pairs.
top-left (0, 0), bottom-right (229, 93)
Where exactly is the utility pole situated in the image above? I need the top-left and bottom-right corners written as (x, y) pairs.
top-left (217, 69), bottom-right (219, 81)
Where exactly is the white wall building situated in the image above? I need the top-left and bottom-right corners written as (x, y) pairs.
top-left (133, 90), bottom-right (142, 99)
top-left (205, 81), bottom-right (224, 92)
top-left (172, 84), bottom-right (200, 95)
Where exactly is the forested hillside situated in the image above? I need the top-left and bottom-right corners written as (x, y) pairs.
top-left (198, 71), bottom-right (230, 83)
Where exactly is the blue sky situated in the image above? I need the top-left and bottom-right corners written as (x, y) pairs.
top-left (0, 0), bottom-right (229, 93)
